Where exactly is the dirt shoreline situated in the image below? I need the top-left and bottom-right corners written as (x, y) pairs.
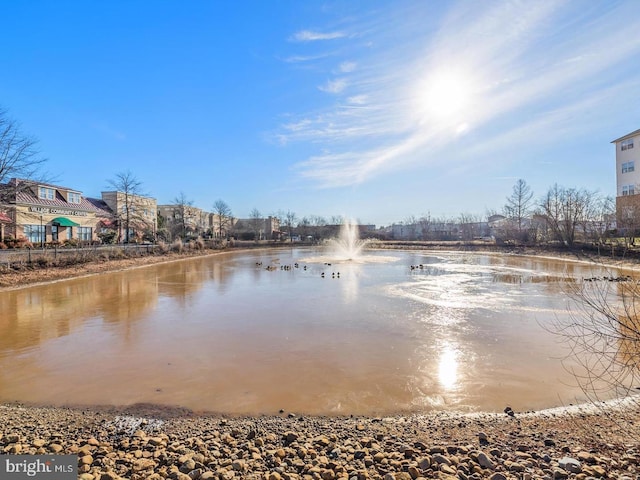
top-left (2, 243), bottom-right (639, 292)
top-left (2, 245), bottom-right (640, 478)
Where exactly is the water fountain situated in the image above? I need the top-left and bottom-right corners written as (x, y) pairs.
top-left (327, 220), bottom-right (369, 261)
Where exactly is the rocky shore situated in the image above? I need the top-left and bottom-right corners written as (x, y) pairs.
top-left (1, 402), bottom-right (639, 480)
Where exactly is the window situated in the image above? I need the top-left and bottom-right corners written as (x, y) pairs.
top-left (622, 139), bottom-right (634, 151)
top-left (38, 187), bottom-right (55, 200)
top-left (623, 185), bottom-right (636, 196)
top-left (77, 227), bottom-right (92, 241)
top-left (68, 192), bottom-right (81, 204)
top-left (24, 225), bottom-right (45, 243)
top-left (622, 161), bottom-right (635, 173)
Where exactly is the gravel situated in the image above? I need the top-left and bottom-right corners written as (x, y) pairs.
top-left (1, 401), bottom-right (639, 479)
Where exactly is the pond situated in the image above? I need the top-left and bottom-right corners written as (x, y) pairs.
top-left (0, 248), bottom-right (627, 415)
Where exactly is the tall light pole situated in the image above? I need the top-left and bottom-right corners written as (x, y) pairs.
top-left (40, 215), bottom-right (44, 249)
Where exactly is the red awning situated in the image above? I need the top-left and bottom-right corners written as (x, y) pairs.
top-left (0, 212), bottom-right (11, 223)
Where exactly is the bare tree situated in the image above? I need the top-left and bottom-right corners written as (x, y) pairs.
top-left (458, 212), bottom-right (482, 241)
top-left (556, 273), bottom-right (640, 420)
top-left (249, 208), bottom-right (262, 241)
top-left (212, 199), bottom-right (233, 239)
top-left (172, 192), bottom-right (194, 240)
top-left (417, 212), bottom-right (432, 240)
top-left (0, 109), bottom-right (47, 185)
top-left (538, 184), bottom-right (596, 247)
top-left (308, 215), bottom-right (328, 241)
top-left (284, 210), bottom-right (297, 242)
top-left (297, 216), bottom-right (311, 241)
top-left (107, 171), bottom-right (149, 243)
top-left (504, 179), bottom-right (534, 241)
top-left (403, 215), bottom-right (418, 240)
top-left (0, 109), bottom-right (49, 216)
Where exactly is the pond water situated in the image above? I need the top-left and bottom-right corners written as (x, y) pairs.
top-left (0, 248), bottom-right (627, 414)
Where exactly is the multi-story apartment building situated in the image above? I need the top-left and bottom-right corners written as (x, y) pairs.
top-left (0, 178), bottom-right (112, 244)
top-left (232, 216), bottom-right (280, 240)
top-left (613, 129), bottom-right (640, 232)
top-left (101, 191), bottom-right (158, 242)
top-left (157, 204), bottom-right (209, 239)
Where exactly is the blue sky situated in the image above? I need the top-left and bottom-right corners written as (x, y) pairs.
top-left (2, 0), bottom-right (639, 226)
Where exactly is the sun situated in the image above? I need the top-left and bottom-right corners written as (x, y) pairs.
top-left (418, 68), bottom-right (473, 123)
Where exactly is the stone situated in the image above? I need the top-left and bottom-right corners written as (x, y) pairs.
top-left (132, 458), bottom-right (155, 472)
top-left (558, 457), bottom-right (582, 474)
top-left (507, 461), bottom-right (524, 472)
top-left (394, 473), bottom-right (412, 480)
top-left (577, 451), bottom-right (597, 464)
top-left (440, 464), bottom-right (456, 475)
top-left (489, 474), bottom-right (507, 480)
top-left (589, 465), bottom-right (607, 477)
top-left (432, 454), bottom-right (451, 466)
top-left (100, 473), bottom-right (120, 480)
top-left (2, 434), bottom-right (20, 444)
top-left (553, 467), bottom-right (570, 479)
top-left (407, 465), bottom-right (421, 479)
top-left (477, 452), bottom-right (495, 470)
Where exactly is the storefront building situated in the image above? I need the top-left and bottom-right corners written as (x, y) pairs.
top-left (1, 178), bottom-right (113, 244)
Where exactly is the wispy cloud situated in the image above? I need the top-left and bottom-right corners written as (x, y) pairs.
top-left (318, 78), bottom-right (348, 94)
top-left (339, 61), bottom-right (357, 73)
top-left (276, 1), bottom-right (640, 188)
top-left (282, 53), bottom-right (332, 63)
top-left (290, 30), bottom-right (346, 42)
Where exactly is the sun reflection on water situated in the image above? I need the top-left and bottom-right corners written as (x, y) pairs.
top-left (438, 344), bottom-right (459, 390)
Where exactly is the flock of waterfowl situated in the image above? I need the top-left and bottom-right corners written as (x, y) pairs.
top-left (582, 275), bottom-right (633, 282)
top-left (255, 261), bottom-right (341, 278)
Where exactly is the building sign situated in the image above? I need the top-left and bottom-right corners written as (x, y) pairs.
top-left (29, 206), bottom-right (89, 217)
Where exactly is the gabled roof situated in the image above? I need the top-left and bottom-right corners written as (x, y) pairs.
top-left (2, 180), bottom-right (114, 215)
top-left (84, 197), bottom-right (114, 216)
top-left (14, 188), bottom-right (98, 212)
top-left (8, 177), bottom-right (80, 193)
top-left (611, 129), bottom-right (640, 143)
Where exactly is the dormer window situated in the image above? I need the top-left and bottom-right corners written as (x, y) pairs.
top-left (38, 187), bottom-right (55, 200)
top-left (68, 192), bottom-right (81, 204)
top-left (622, 138), bottom-right (634, 151)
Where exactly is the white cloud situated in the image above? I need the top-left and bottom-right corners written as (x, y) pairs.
top-left (283, 53), bottom-right (332, 63)
top-left (347, 95), bottom-right (367, 105)
top-left (319, 78), bottom-right (348, 94)
top-left (290, 30), bottom-right (346, 42)
top-left (339, 61), bottom-right (357, 73)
